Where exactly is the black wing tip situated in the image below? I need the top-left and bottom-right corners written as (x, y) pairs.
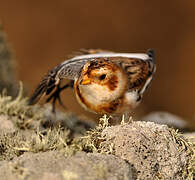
top-left (28, 68), bottom-right (59, 106)
top-left (28, 88), bottom-right (44, 105)
top-left (28, 86), bottom-right (46, 105)
top-left (147, 49), bottom-right (155, 63)
top-left (28, 96), bottom-right (35, 105)
top-left (28, 98), bottom-right (37, 106)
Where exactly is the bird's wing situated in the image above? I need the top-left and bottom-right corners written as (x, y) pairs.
top-left (28, 49), bottom-right (113, 105)
top-left (29, 49), bottom-right (155, 105)
top-left (28, 57), bottom-right (90, 105)
top-left (116, 49), bottom-right (156, 94)
top-left (126, 59), bottom-right (156, 93)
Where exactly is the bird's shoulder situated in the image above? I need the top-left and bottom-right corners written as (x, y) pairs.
top-left (109, 57), bottom-right (155, 91)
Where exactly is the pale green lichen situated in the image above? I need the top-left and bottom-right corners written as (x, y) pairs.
top-left (0, 24), bottom-right (18, 97)
top-left (13, 128), bottom-right (71, 153)
top-left (0, 127), bottom-right (72, 160)
top-left (170, 129), bottom-right (195, 180)
top-left (0, 82), bottom-right (43, 129)
top-left (77, 114), bottom-right (113, 153)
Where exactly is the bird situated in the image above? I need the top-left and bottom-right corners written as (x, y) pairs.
top-left (28, 49), bottom-right (156, 115)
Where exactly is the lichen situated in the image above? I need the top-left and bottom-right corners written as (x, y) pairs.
top-left (77, 114), bottom-right (113, 153)
top-left (0, 24), bottom-right (18, 97)
top-left (0, 82), bottom-right (43, 129)
top-left (170, 129), bottom-right (195, 179)
top-left (0, 127), bottom-right (71, 160)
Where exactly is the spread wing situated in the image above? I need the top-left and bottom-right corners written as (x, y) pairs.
top-left (28, 58), bottom-right (89, 105)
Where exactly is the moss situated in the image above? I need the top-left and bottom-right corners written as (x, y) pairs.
top-left (0, 131), bottom-right (24, 160)
top-left (15, 128), bottom-right (71, 153)
top-left (0, 24), bottom-right (18, 97)
top-left (0, 82), bottom-right (43, 129)
top-left (170, 129), bottom-right (195, 179)
top-left (76, 114), bottom-right (132, 154)
top-left (0, 114), bottom-right (112, 161)
top-left (0, 127), bottom-right (72, 160)
top-left (0, 83), bottom-right (97, 160)
top-left (76, 114), bottom-right (113, 153)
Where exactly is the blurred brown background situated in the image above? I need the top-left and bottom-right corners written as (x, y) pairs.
top-left (0, 1), bottom-right (195, 126)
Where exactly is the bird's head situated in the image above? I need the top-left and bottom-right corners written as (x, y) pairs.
top-left (74, 59), bottom-right (128, 113)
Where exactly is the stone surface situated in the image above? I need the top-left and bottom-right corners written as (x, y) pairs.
top-left (101, 121), bottom-right (190, 180)
top-left (141, 111), bottom-right (188, 130)
top-left (183, 132), bottom-right (195, 143)
top-left (41, 104), bottom-right (95, 136)
top-left (0, 151), bottom-right (136, 180)
top-left (0, 115), bottom-right (16, 133)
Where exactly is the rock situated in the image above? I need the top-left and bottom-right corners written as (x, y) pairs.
top-left (0, 151), bottom-right (136, 180)
top-left (141, 111), bottom-right (188, 130)
top-left (0, 115), bottom-right (16, 133)
top-left (101, 121), bottom-right (191, 180)
top-left (41, 104), bottom-right (95, 136)
top-left (183, 132), bottom-right (195, 143)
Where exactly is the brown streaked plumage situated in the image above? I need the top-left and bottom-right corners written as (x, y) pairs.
top-left (29, 49), bottom-right (156, 114)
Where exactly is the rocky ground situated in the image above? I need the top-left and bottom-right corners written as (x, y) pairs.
top-left (0, 25), bottom-right (194, 180)
top-left (0, 90), bottom-right (194, 180)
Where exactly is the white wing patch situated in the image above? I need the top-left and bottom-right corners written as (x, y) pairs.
top-left (139, 75), bottom-right (153, 95)
top-left (70, 53), bottom-right (149, 61)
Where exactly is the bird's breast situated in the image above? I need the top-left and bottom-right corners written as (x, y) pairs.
top-left (74, 74), bottom-right (134, 114)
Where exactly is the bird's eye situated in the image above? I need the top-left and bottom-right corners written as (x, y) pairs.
top-left (99, 74), bottom-right (106, 80)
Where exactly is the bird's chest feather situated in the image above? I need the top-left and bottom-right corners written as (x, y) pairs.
top-left (74, 79), bottom-right (139, 114)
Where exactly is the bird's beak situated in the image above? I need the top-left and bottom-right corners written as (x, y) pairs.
top-left (80, 78), bottom-right (91, 85)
